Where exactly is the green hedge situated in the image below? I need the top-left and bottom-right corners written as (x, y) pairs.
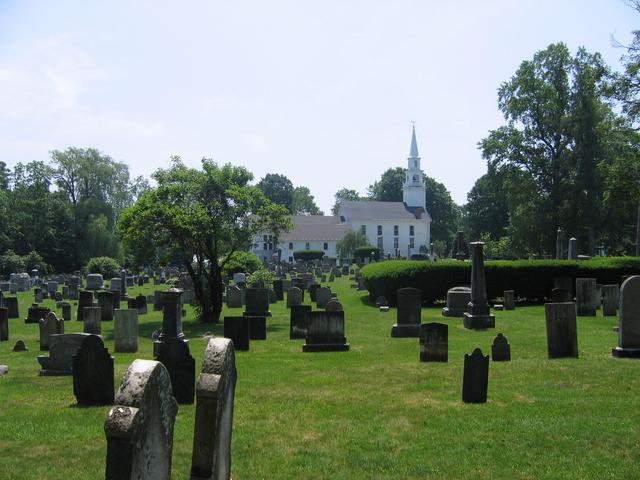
top-left (293, 250), bottom-right (325, 261)
top-left (360, 257), bottom-right (640, 306)
top-left (86, 256), bottom-right (120, 279)
top-left (355, 246), bottom-right (380, 261)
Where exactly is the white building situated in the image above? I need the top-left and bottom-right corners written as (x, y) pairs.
top-left (252, 126), bottom-right (431, 262)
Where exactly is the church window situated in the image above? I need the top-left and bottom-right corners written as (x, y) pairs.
top-left (268, 243), bottom-right (272, 250)
top-left (377, 237), bottom-right (383, 249)
top-left (263, 235), bottom-right (268, 242)
top-left (263, 243), bottom-right (267, 250)
top-left (410, 225), bottom-right (415, 236)
top-left (361, 225), bottom-right (366, 235)
top-left (394, 225), bottom-right (398, 235)
top-left (289, 242), bottom-right (293, 250)
top-left (377, 225), bottom-right (382, 235)
top-left (394, 237), bottom-right (399, 248)
top-left (409, 237), bottom-right (415, 248)
top-left (305, 242), bottom-right (310, 250)
top-left (413, 175), bottom-right (418, 182)
top-left (323, 242), bottom-right (328, 250)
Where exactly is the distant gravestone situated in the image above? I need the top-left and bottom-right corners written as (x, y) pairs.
top-left (392, 288), bottom-right (422, 337)
top-left (114, 309), bottom-right (139, 353)
top-left (551, 288), bottom-right (572, 303)
top-left (248, 316), bottom-right (267, 340)
top-left (0, 307), bottom-right (8, 341)
top-left (226, 286), bottom-right (242, 308)
top-left (83, 306), bottom-right (101, 335)
top-left (104, 360), bottom-right (178, 480)
top-left (612, 276), bottom-right (640, 358)
top-left (602, 284), bottom-right (619, 317)
top-left (223, 316), bottom-right (250, 351)
top-left (576, 278), bottom-right (597, 316)
top-left (243, 288), bottom-right (270, 317)
top-left (77, 290), bottom-right (93, 322)
top-left (157, 337), bottom-right (196, 404)
top-left (153, 290), bottom-right (163, 311)
top-left (85, 273), bottom-right (103, 290)
top-left (72, 334), bottom-right (114, 406)
top-left (109, 278), bottom-right (122, 295)
top-left (303, 311), bottom-right (349, 352)
top-left (464, 242), bottom-right (495, 329)
top-left (325, 300), bottom-right (343, 312)
top-left (568, 237), bottom-right (578, 260)
top-left (544, 303), bottom-right (578, 358)
top-left (309, 283), bottom-right (321, 302)
top-left (39, 312), bottom-right (64, 350)
top-left (60, 302), bottom-right (71, 321)
top-left (441, 286), bottom-right (470, 317)
top-left (13, 339), bottom-right (27, 351)
top-left (290, 305), bottom-right (311, 339)
top-left (190, 338), bottom-right (237, 480)
top-left (25, 304), bottom-right (50, 324)
top-left (503, 290), bottom-right (515, 310)
top-left (287, 287), bottom-right (303, 308)
top-left (273, 280), bottom-right (284, 301)
top-left (97, 291), bottom-right (115, 321)
top-left (37, 333), bottom-right (89, 376)
top-left (136, 294), bottom-right (148, 314)
top-left (4, 297), bottom-right (19, 318)
top-left (316, 287), bottom-right (331, 309)
top-left (375, 296), bottom-right (388, 307)
top-left (462, 348), bottom-right (489, 403)
top-left (419, 323), bottom-right (448, 362)
top-left (491, 333), bottom-right (511, 361)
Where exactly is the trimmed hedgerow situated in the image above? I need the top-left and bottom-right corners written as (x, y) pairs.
top-left (360, 257), bottom-right (640, 306)
top-left (293, 250), bottom-right (325, 261)
top-left (355, 246), bottom-right (381, 261)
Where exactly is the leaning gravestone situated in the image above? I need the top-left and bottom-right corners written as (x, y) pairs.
top-left (4, 296), bottom-right (19, 318)
top-left (290, 305), bottom-right (311, 339)
top-left (0, 307), bottom-right (7, 341)
top-left (419, 323), bottom-right (448, 362)
top-left (441, 286), bottom-right (471, 317)
top-left (223, 316), bottom-right (250, 351)
top-left (602, 284), bottom-right (619, 317)
top-left (391, 288), bottom-right (422, 337)
top-left (85, 273), bottom-right (103, 290)
top-left (114, 309), bottom-right (139, 353)
top-left (303, 311), bottom-right (349, 352)
top-left (287, 287), bottom-right (303, 308)
top-left (544, 303), bottom-right (578, 358)
top-left (157, 337), bottom-right (196, 404)
top-left (612, 276), bottom-right (640, 358)
top-left (37, 333), bottom-right (89, 376)
top-left (39, 312), bottom-right (64, 350)
top-left (97, 291), bottom-right (115, 321)
top-left (190, 338), bottom-right (237, 480)
top-left (503, 290), bottom-right (515, 310)
top-left (104, 359), bottom-right (178, 480)
top-left (576, 278), bottom-right (597, 316)
top-left (243, 288), bottom-right (271, 317)
top-left (226, 286), bottom-right (242, 308)
top-left (491, 333), bottom-right (511, 361)
top-left (462, 348), bottom-right (489, 403)
top-left (83, 306), bottom-right (102, 335)
top-left (72, 334), bottom-right (114, 406)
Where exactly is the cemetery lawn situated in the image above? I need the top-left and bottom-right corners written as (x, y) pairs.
top-left (1, 278), bottom-right (639, 480)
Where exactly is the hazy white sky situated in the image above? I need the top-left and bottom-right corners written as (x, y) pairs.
top-left (0, 1), bottom-right (636, 213)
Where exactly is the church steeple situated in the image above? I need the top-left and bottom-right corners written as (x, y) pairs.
top-left (403, 124), bottom-right (426, 211)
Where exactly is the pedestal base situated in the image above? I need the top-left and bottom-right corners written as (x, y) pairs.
top-left (441, 307), bottom-right (465, 318)
top-left (391, 324), bottom-right (420, 338)
top-left (303, 343), bottom-right (350, 352)
top-left (612, 347), bottom-right (640, 358)
top-left (463, 313), bottom-right (495, 330)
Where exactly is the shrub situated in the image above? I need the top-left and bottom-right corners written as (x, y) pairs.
top-left (86, 256), bottom-right (121, 279)
top-left (355, 246), bottom-right (380, 261)
top-left (248, 268), bottom-right (276, 287)
top-left (0, 250), bottom-right (50, 277)
top-left (222, 251), bottom-right (262, 275)
top-left (293, 250), bottom-right (325, 261)
top-left (361, 257), bottom-right (640, 306)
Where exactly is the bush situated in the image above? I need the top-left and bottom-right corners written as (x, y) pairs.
top-left (248, 268), bottom-right (276, 287)
top-left (86, 256), bottom-right (121, 279)
top-left (222, 251), bottom-right (262, 276)
top-left (293, 250), bottom-right (325, 261)
top-left (355, 246), bottom-right (381, 261)
top-left (361, 257), bottom-right (640, 306)
top-left (0, 250), bottom-right (50, 277)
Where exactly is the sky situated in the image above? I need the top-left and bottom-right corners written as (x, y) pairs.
top-left (0, 1), bottom-right (636, 213)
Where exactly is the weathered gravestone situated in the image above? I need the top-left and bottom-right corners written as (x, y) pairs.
top-left (223, 316), bottom-right (250, 351)
top-left (190, 338), bottom-right (237, 480)
top-left (226, 286), bottom-right (242, 308)
top-left (39, 312), bottom-right (64, 350)
top-left (153, 290), bottom-right (163, 311)
top-left (4, 296), bottom-right (19, 318)
top-left (392, 288), bottom-right (422, 337)
top-left (243, 288), bottom-right (271, 317)
top-left (602, 284), bottom-right (619, 317)
top-left (375, 296), bottom-right (388, 307)
top-left (72, 334), bottom-right (114, 406)
top-left (568, 237), bottom-right (578, 260)
top-left (576, 278), bottom-right (597, 316)
top-left (157, 337), bottom-right (195, 404)
top-left (316, 287), bottom-right (332, 309)
top-left (76, 290), bottom-right (94, 322)
top-left (85, 273), bottom-right (103, 290)
top-left (462, 348), bottom-right (489, 403)
top-left (551, 288), bottom-right (572, 303)
top-left (104, 359), bottom-right (178, 480)
top-left (154, 289), bottom-right (186, 356)
top-left (503, 290), bottom-right (515, 311)
top-left (464, 242), bottom-right (495, 329)
top-left (13, 339), bottom-right (27, 351)
top-left (83, 306), bottom-right (102, 335)
top-left (114, 309), bottom-right (139, 353)
top-left (441, 286), bottom-right (471, 317)
top-left (111, 290), bottom-right (121, 311)
top-left (612, 276), bottom-right (640, 358)
top-left (25, 304), bottom-right (50, 324)
top-left (491, 333), bottom-right (511, 361)
top-left (268, 289), bottom-right (277, 304)
top-left (248, 316), bottom-right (267, 340)
top-left (303, 311), bottom-right (349, 352)
top-left (120, 268), bottom-right (128, 297)
top-left (309, 283), bottom-right (321, 302)
top-left (60, 302), bottom-right (71, 321)
top-left (419, 323), bottom-right (448, 362)
top-left (97, 291), bottom-right (115, 321)
top-left (272, 280), bottom-right (284, 301)
top-left (544, 303), bottom-right (578, 358)
top-left (287, 287), bottom-right (303, 308)
top-left (136, 294), bottom-right (148, 314)
top-left (325, 300), bottom-right (343, 312)
top-left (0, 307), bottom-right (8, 341)
top-left (37, 333), bottom-right (89, 376)
top-left (290, 305), bottom-right (311, 340)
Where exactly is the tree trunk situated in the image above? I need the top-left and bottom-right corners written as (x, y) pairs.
top-left (206, 264), bottom-right (223, 324)
top-left (636, 204), bottom-right (640, 257)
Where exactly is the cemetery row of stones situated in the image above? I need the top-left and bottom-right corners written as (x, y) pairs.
top-left (360, 256), bottom-right (640, 306)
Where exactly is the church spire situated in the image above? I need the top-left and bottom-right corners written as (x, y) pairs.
top-left (403, 123), bottom-right (426, 211)
top-left (409, 123), bottom-right (419, 159)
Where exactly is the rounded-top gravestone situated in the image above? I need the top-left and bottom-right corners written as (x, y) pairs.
top-left (85, 274), bottom-right (104, 290)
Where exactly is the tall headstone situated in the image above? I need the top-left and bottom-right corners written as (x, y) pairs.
top-left (85, 273), bottom-right (103, 290)
top-left (26, 304), bottom-right (50, 324)
top-left (223, 316), bottom-right (250, 351)
top-left (77, 290), bottom-right (94, 322)
top-left (303, 311), bottom-right (349, 352)
top-left (602, 284), bottom-right (619, 317)
top-left (441, 286), bottom-right (471, 317)
top-left (464, 242), bottom-right (495, 329)
top-left (575, 278), bottom-right (597, 316)
top-left (114, 309), bottom-right (139, 353)
top-left (243, 288), bottom-right (271, 317)
top-left (315, 287), bottom-right (331, 309)
top-left (61, 302), bottom-right (71, 321)
top-left (136, 294), bottom-right (148, 314)
top-left (37, 333), bottom-right (89, 376)
top-left (0, 307), bottom-right (7, 341)
top-left (154, 288), bottom-right (185, 350)
top-left (503, 290), bottom-right (515, 311)
top-left (544, 303), bottom-right (578, 358)
top-left (83, 306), bottom-right (102, 335)
top-left (391, 287), bottom-right (422, 337)
top-left (120, 268), bottom-right (127, 297)
top-left (568, 237), bottom-right (578, 260)
top-left (491, 333), bottom-right (511, 361)
top-left (290, 305), bottom-right (312, 339)
top-left (97, 291), bottom-right (115, 321)
top-left (39, 312), bottom-right (64, 350)
top-left (272, 279), bottom-right (284, 301)
top-left (226, 286), bottom-right (242, 308)
top-left (419, 323), bottom-right (448, 362)
top-left (612, 276), bottom-right (640, 358)
top-left (104, 360), bottom-right (178, 480)
top-left (555, 228), bottom-right (564, 259)
top-left (72, 334), bottom-right (114, 406)
top-left (190, 338), bottom-right (237, 480)
top-left (286, 287), bottom-right (303, 308)
top-left (157, 337), bottom-right (195, 404)
top-left (4, 296), bottom-right (19, 318)
top-left (462, 348), bottom-right (489, 403)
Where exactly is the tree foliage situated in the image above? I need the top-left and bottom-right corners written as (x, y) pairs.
top-left (331, 188), bottom-right (363, 215)
top-left (336, 230), bottom-right (368, 260)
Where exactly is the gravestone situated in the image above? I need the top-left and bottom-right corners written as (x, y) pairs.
top-left (111, 290), bottom-right (121, 311)
top-left (68, 283), bottom-right (79, 300)
top-left (551, 288), bottom-right (572, 302)
top-left (555, 228), bottom-right (564, 259)
top-left (110, 277), bottom-right (121, 292)
top-left (48, 281), bottom-right (58, 295)
top-left (568, 237), bottom-right (578, 260)
top-left (287, 287), bottom-right (303, 308)
top-left (290, 305), bottom-right (312, 339)
top-left (72, 334), bottom-right (114, 406)
top-left (0, 307), bottom-right (8, 341)
top-left (154, 290), bottom-right (163, 311)
top-left (441, 286), bottom-right (471, 317)
top-left (309, 283), bottom-right (321, 302)
top-left (602, 284), bottom-right (619, 317)
top-left (157, 337), bottom-right (195, 404)
top-left (154, 289), bottom-right (186, 356)
top-left (4, 296), bottom-right (19, 318)
top-left (612, 276), bottom-right (640, 358)
top-left (392, 287), bottom-right (422, 337)
top-left (83, 306), bottom-right (102, 335)
top-left (25, 304), bottom-right (50, 324)
top-left (104, 360), bottom-right (178, 480)
top-left (13, 339), bottom-right (27, 351)
top-left (419, 323), bottom-right (448, 362)
top-left (248, 316), bottom-right (267, 340)
top-left (243, 288), bottom-right (270, 317)
top-left (232, 272), bottom-right (246, 285)
top-left (375, 296), bottom-right (388, 307)
top-left (120, 269), bottom-right (127, 297)
top-left (325, 300), bottom-right (343, 312)
top-left (39, 312), bottom-right (64, 350)
top-left (34, 289), bottom-right (43, 303)
top-left (127, 298), bottom-right (138, 310)
top-left (85, 273), bottom-right (103, 290)
top-left (37, 333), bottom-right (89, 376)
top-left (114, 309), bottom-right (139, 353)
top-left (464, 242), bottom-right (495, 329)
top-left (97, 291), bottom-right (115, 321)
top-left (316, 287), bottom-right (331, 309)
top-left (462, 348), bottom-right (489, 403)
top-left (491, 333), bottom-right (511, 361)
top-left (303, 311), bottom-right (349, 352)
top-left (60, 302), bottom-right (71, 321)
top-left (77, 290), bottom-right (94, 322)
top-left (545, 303), bottom-right (578, 358)
top-left (226, 286), bottom-right (242, 308)
top-left (503, 290), bottom-right (515, 310)
top-left (576, 278), bottom-right (597, 316)
top-left (190, 337), bottom-right (237, 480)
top-left (272, 280), bottom-right (284, 301)
top-left (136, 294), bottom-right (148, 314)
top-left (268, 289), bottom-right (277, 304)
top-left (223, 316), bottom-right (250, 351)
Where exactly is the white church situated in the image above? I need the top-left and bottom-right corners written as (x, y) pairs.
top-left (252, 126), bottom-right (432, 262)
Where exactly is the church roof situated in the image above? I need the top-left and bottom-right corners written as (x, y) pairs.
top-left (340, 200), bottom-right (431, 221)
top-left (409, 125), bottom-right (420, 158)
top-left (279, 215), bottom-right (351, 241)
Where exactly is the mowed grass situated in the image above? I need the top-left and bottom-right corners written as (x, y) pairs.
top-left (0, 276), bottom-right (639, 479)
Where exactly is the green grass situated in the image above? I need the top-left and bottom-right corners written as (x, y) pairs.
top-left (0, 277), bottom-right (639, 479)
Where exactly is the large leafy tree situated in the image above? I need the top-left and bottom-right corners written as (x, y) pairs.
top-left (291, 186), bottom-right (323, 215)
top-left (118, 157), bottom-right (291, 323)
top-left (612, 0), bottom-right (640, 127)
top-left (257, 173), bottom-right (294, 213)
top-left (331, 188), bottom-right (363, 215)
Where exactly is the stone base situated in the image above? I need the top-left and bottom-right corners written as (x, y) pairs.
top-left (441, 307), bottom-right (465, 318)
top-left (463, 313), bottom-right (495, 330)
top-left (303, 343), bottom-right (350, 352)
top-left (391, 324), bottom-right (420, 338)
top-left (612, 347), bottom-right (640, 358)
top-left (243, 310), bottom-right (272, 317)
top-left (39, 369), bottom-right (73, 376)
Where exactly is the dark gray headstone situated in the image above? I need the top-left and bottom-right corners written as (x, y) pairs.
top-left (247, 316), bottom-right (267, 340)
top-left (226, 286), bottom-right (242, 308)
top-left (37, 333), bottom-right (89, 376)
top-left (419, 323), bottom-right (448, 362)
top-left (612, 276), bottom-right (640, 358)
top-left (13, 339), bottom-right (27, 351)
top-left (309, 283), bottom-right (321, 302)
top-left (491, 333), bottom-right (511, 361)
top-left (287, 287), bottom-right (303, 308)
top-left (72, 334), bottom-right (114, 406)
top-left (303, 311), bottom-right (349, 352)
top-left (462, 348), bottom-right (489, 403)
top-left (156, 338), bottom-right (195, 404)
top-left (97, 291), bottom-right (114, 321)
top-left (544, 303), bottom-right (578, 358)
top-left (243, 288), bottom-right (270, 317)
top-left (551, 288), bottom-right (572, 303)
top-left (0, 307), bottom-right (7, 341)
top-left (576, 278), bottom-right (597, 316)
top-left (25, 304), bottom-right (50, 324)
top-left (602, 284), bottom-right (619, 317)
top-left (223, 316), bottom-right (250, 351)
top-left (441, 286), bottom-right (471, 317)
top-left (76, 290), bottom-right (93, 322)
top-left (4, 297), bottom-right (19, 318)
top-left (464, 242), bottom-right (495, 329)
top-left (273, 280), bottom-right (284, 301)
top-left (290, 305), bottom-right (311, 339)
top-left (136, 294), bottom-right (148, 314)
top-left (503, 290), bottom-right (515, 310)
top-left (83, 306), bottom-right (101, 335)
top-left (392, 287), bottom-right (422, 337)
